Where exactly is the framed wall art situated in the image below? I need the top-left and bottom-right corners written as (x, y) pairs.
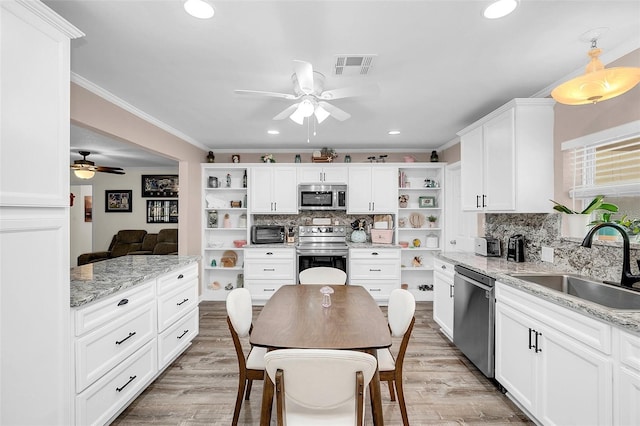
top-left (231, 154), bottom-right (240, 163)
top-left (141, 175), bottom-right (179, 198)
top-left (418, 196), bottom-right (436, 208)
top-left (105, 190), bottom-right (132, 212)
top-left (146, 200), bottom-right (178, 223)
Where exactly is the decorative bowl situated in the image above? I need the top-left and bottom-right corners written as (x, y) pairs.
top-left (233, 240), bottom-right (247, 248)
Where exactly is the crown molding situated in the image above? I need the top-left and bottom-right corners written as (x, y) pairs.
top-left (16, 0), bottom-right (84, 39)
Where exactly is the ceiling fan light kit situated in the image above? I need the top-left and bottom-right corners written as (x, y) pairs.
top-left (71, 151), bottom-right (125, 179)
top-left (73, 168), bottom-right (95, 179)
top-left (183, 0), bottom-right (214, 19)
top-left (483, 0), bottom-right (518, 19)
top-left (551, 38), bottom-right (640, 105)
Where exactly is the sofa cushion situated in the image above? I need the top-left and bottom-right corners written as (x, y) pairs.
top-left (153, 229), bottom-right (178, 255)
top-left (140, 233), bottom-right (158, 251)
top-left (110, 230), bottom-right (147, 257)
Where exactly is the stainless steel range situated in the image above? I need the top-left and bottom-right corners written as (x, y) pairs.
top-left (296, 225), bottom-right (348, 280)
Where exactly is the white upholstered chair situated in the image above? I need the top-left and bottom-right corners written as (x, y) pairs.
top-left (377, 288), bottom-right (416, 426)
top-left (264, 349), bottom-right (378, 426)
top-left (299, 267), bottom-right (347, 284)
top-left (226, 288), bottom-right (266, 426)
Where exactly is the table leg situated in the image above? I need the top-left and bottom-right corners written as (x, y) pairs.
top-left (260, 373), bottom-right (274, 426)
top-left (366, 349), bottom-right (384, 426)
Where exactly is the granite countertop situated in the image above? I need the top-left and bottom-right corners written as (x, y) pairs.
top-left (438, 252), bottom-right (640, 334)
top-left (70, 255), bottom-right (200, 308)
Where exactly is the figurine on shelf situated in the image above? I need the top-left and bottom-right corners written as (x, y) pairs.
top-left (412, 256), bottom-right (423, 267)
top-left (226, 173), bottom-right (231, 188)
top-left (430, 150), bottom-right (439, 162)
top-left (206, 151), bottom-right (215, 163)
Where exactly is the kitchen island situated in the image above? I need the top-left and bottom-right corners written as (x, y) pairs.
top-left (70, 255), bottom-right (200, 425)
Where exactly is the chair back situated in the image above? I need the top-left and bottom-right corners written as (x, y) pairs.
top-left (226, 288), bottom-right (253, 337)
top-left (388, 289), bottom-right (416, 337)
top-left (264, 349), bottom-right (377, 425)
top-left (299, 267), bottom-right (347, 284)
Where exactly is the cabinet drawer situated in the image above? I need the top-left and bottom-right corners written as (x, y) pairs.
top-left (244, 248), bottom-right (295, 260)
top-left (246, 283), bottom-right (285, 298)
top-left (158, 307), bottom-right (199, 368)
top-left (74, 281), bottom-right (155, 336)
top-left (157, 263), bottom-right (198, 295)
top-left (76, 302), bottom-right (156, 391)
top-left (619, 329), bottom-right (640, 371)
top-left (350, 248), bottom-right (400, 260)
top-left (157, 279), bottom-right (199, 332)
top-left (350, 260), bottom-right (400, 280)
top-left (244, 260), bottom-right (294, 280)
top-left (352, 283), bottom-right (394, 299)
top-left (76, 340), bottom-right (157, 426)
top-left (433, 258), bottom-right (455, 279)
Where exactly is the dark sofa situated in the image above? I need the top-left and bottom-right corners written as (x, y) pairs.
top-left (77, 229), bottom-right (178, 266)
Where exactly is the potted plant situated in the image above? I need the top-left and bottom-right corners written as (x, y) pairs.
top-left (590, 214), bottom-right (640, 242)
top-left (550, 195), bottom-right (618, 238)
top-left (427, 215), bottom-right (438, 228)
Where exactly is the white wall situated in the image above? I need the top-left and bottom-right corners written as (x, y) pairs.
top-left (70, 185), bottom-right (93, 266)
top-left (70, 166), bottom-right (178, 253)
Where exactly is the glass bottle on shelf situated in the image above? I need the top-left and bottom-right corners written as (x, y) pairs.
top-left (208, 210), bottom-right (218, 228)
top-left (242, 170), bottom-right (247, 188)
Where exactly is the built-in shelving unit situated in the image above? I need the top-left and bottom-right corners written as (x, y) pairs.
top-left (397, 164), bottom-right (445, 301)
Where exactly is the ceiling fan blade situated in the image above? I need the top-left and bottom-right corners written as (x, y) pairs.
top-left (234, 89), bottom-right (299, 100)
top-left (293, 60), bottom-right (314, 95)
top-left (319, 83), bottom-right (380, 100)
top-left (273, 103), bottom-right (300, 120)
top-left (97, 168), bottom-right (126, 175)
top-left (318, 101), bottom-right (351, 121)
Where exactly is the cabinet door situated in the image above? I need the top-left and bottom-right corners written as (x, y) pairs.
top-left (433, 269), bottom-right (454, 340)
top-left (495, 301), bottom-right (537, 414)
top-left (323, 167), bottom-right (348, 183)
top-left (371, 167), bottom-right (397, 212)
top-left (460, 126), bottom-right (484, 211)
top-left (484, 109), bottom-right (515, 211)
top-left (538, 327), bottom-right (613, 426)
top-left (348, 167), bottom-right (373, 213)
top-left (618, 367), bottom-right (640, 426)
top-left (272, 167), bottom-right (297, 213)
top-left (249, 168), bottom-right (273, 213)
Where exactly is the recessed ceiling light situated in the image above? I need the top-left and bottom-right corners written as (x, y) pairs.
top-left (267, 130), bottom-right (280, 135)
top-left (388, 130), bottom-right (401, 135)
top-left (184, 0), bottom-right (214, 19)
top-left (483, 0), bottom-right (518, 19)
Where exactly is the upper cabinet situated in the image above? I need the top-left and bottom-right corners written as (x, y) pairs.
top-left (249, 166), bottom-right (298, 214)
top-left (348, 166), bottom-right (397, 214)
top-left (458, 98), bottom-right (555, 213)
top-left (297, 165), bottom-right (348, 184)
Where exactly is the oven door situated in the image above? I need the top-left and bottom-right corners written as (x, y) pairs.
top-left (299, 190), bottom-right (335, 210)
top-left (297, 248), bottom-right (348, 280)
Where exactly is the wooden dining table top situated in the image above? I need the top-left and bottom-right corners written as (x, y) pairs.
top-left (250, 284), bottom-right (392, 350)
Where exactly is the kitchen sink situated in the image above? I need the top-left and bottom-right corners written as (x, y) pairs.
top-left (509, 273), bottom-right (640, 311)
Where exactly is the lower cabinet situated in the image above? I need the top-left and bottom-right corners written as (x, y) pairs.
top-left (495, 282), bottom-right (613, 425)
top-left (72, 263), bottom-right (199, 425)
top-left (349, 248), bottom-right (400, 302)
top-left (244, 247), bottom-right (296, 302)
top-left (433, 258), bottom-right (454, 340)
top-left (615, 328), bottom-right (640, 425)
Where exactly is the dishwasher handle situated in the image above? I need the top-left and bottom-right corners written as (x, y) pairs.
top-left (455, 273), bottom-right (494, 292)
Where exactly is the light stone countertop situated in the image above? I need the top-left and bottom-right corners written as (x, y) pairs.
top-left (70, 255), bottom-right (200, 308)
top-left (437, 252), bottom-right (640, 334)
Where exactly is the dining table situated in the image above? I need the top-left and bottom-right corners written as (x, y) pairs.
top-left (250, 284), bottom-right (392, 426)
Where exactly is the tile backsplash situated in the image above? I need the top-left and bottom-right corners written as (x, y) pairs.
top-left (484, 213), bottom-right (640, 283)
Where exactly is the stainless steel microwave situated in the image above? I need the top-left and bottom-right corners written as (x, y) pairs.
top-left (298, 184), bottom-right (347, 211)
top-left (251, 225), bottom-right (285, 244)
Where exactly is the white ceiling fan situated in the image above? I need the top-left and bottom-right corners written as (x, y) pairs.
top-left (234, 60), bottom-right (378, 125)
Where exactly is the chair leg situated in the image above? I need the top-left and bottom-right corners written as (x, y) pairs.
top-left (232, 376), bottom-right (246, 426)
top-left (245, 379), bottom-right (253, 400)
top-left (395, 372), bottom-right (409, 426)
top-left (387, 379), bottom-right (396, 401)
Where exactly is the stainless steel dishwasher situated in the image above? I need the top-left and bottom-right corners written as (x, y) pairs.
top-left (453, 265), bottom-right (496, 378)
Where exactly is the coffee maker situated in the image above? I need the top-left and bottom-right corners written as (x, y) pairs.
top-left (507, 234), bottom-right (525, 262)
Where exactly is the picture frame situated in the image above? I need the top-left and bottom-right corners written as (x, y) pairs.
top-left (146, 200), bottom-right (179, 223)
top-left (105, 190), bottom-right (132, 212)
top-left (419, 196), bottom-right (436, 208)
top-left (141, 175), bottom-right (179, 198)
top-left (231, 154), bottom-right (241, 163)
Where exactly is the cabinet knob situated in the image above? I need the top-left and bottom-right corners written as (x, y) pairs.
top-left (177, 274), bottom-right (184, 279)
top-left (450, 240), bottom-right (457, 245)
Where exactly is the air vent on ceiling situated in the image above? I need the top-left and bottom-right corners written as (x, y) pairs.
top-left (334, 54), bottom-right (376, 76)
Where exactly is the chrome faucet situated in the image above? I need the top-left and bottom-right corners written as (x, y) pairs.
top-left (581, 223), bottom-right (640, 288)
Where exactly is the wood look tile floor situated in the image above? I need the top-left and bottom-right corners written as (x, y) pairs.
top-left (113, 301), bottom-right (533, 425)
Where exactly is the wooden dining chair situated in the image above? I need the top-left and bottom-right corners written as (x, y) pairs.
top-left (226, 288), bottom-right (266, 426)
top-left (298, 266), bottom-right (347, 284)
top-left (264, 349), bottom-right (378, 426)
top-left (378, 288), bottom-right (416, 426)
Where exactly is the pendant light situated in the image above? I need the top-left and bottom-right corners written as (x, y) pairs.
top-left (551, 38), bottom-right (640, 105)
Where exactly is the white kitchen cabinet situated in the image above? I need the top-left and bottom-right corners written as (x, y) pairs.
top-left (433, 258), bottom-right (454, 341)
top-left (349, 248), bottom-right (401, 303)
top-left (348, 166), bottom-right (397, 213)
top-left (458, 98), bottom-right (555, 212)
top-left (250, 166), bottom-right (298, 214)
top-left (495, 283), bottom-right (613, 425)
top-left (202, 164), bottom-right (249, 301)
top-left (297, 165), bottom-right (348, 184)
top-left (244, 247), bottom-right (296, 302)
top-left (615, 328), bottom-right (640, 426)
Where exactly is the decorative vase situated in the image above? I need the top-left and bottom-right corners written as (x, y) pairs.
top-left (563, 214), bottom-right (592, 239)
top-left (351, 230), bottom-right (367, 243)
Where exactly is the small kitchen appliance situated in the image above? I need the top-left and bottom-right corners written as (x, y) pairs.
top-left (298, 184), bottom-right (347, 211)
top-left (250, 225), bottom-right (285, 244)
top-left (474, 237), bottom-right (501, 257)
top-left (507, 234), bottom-right (525, 262)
